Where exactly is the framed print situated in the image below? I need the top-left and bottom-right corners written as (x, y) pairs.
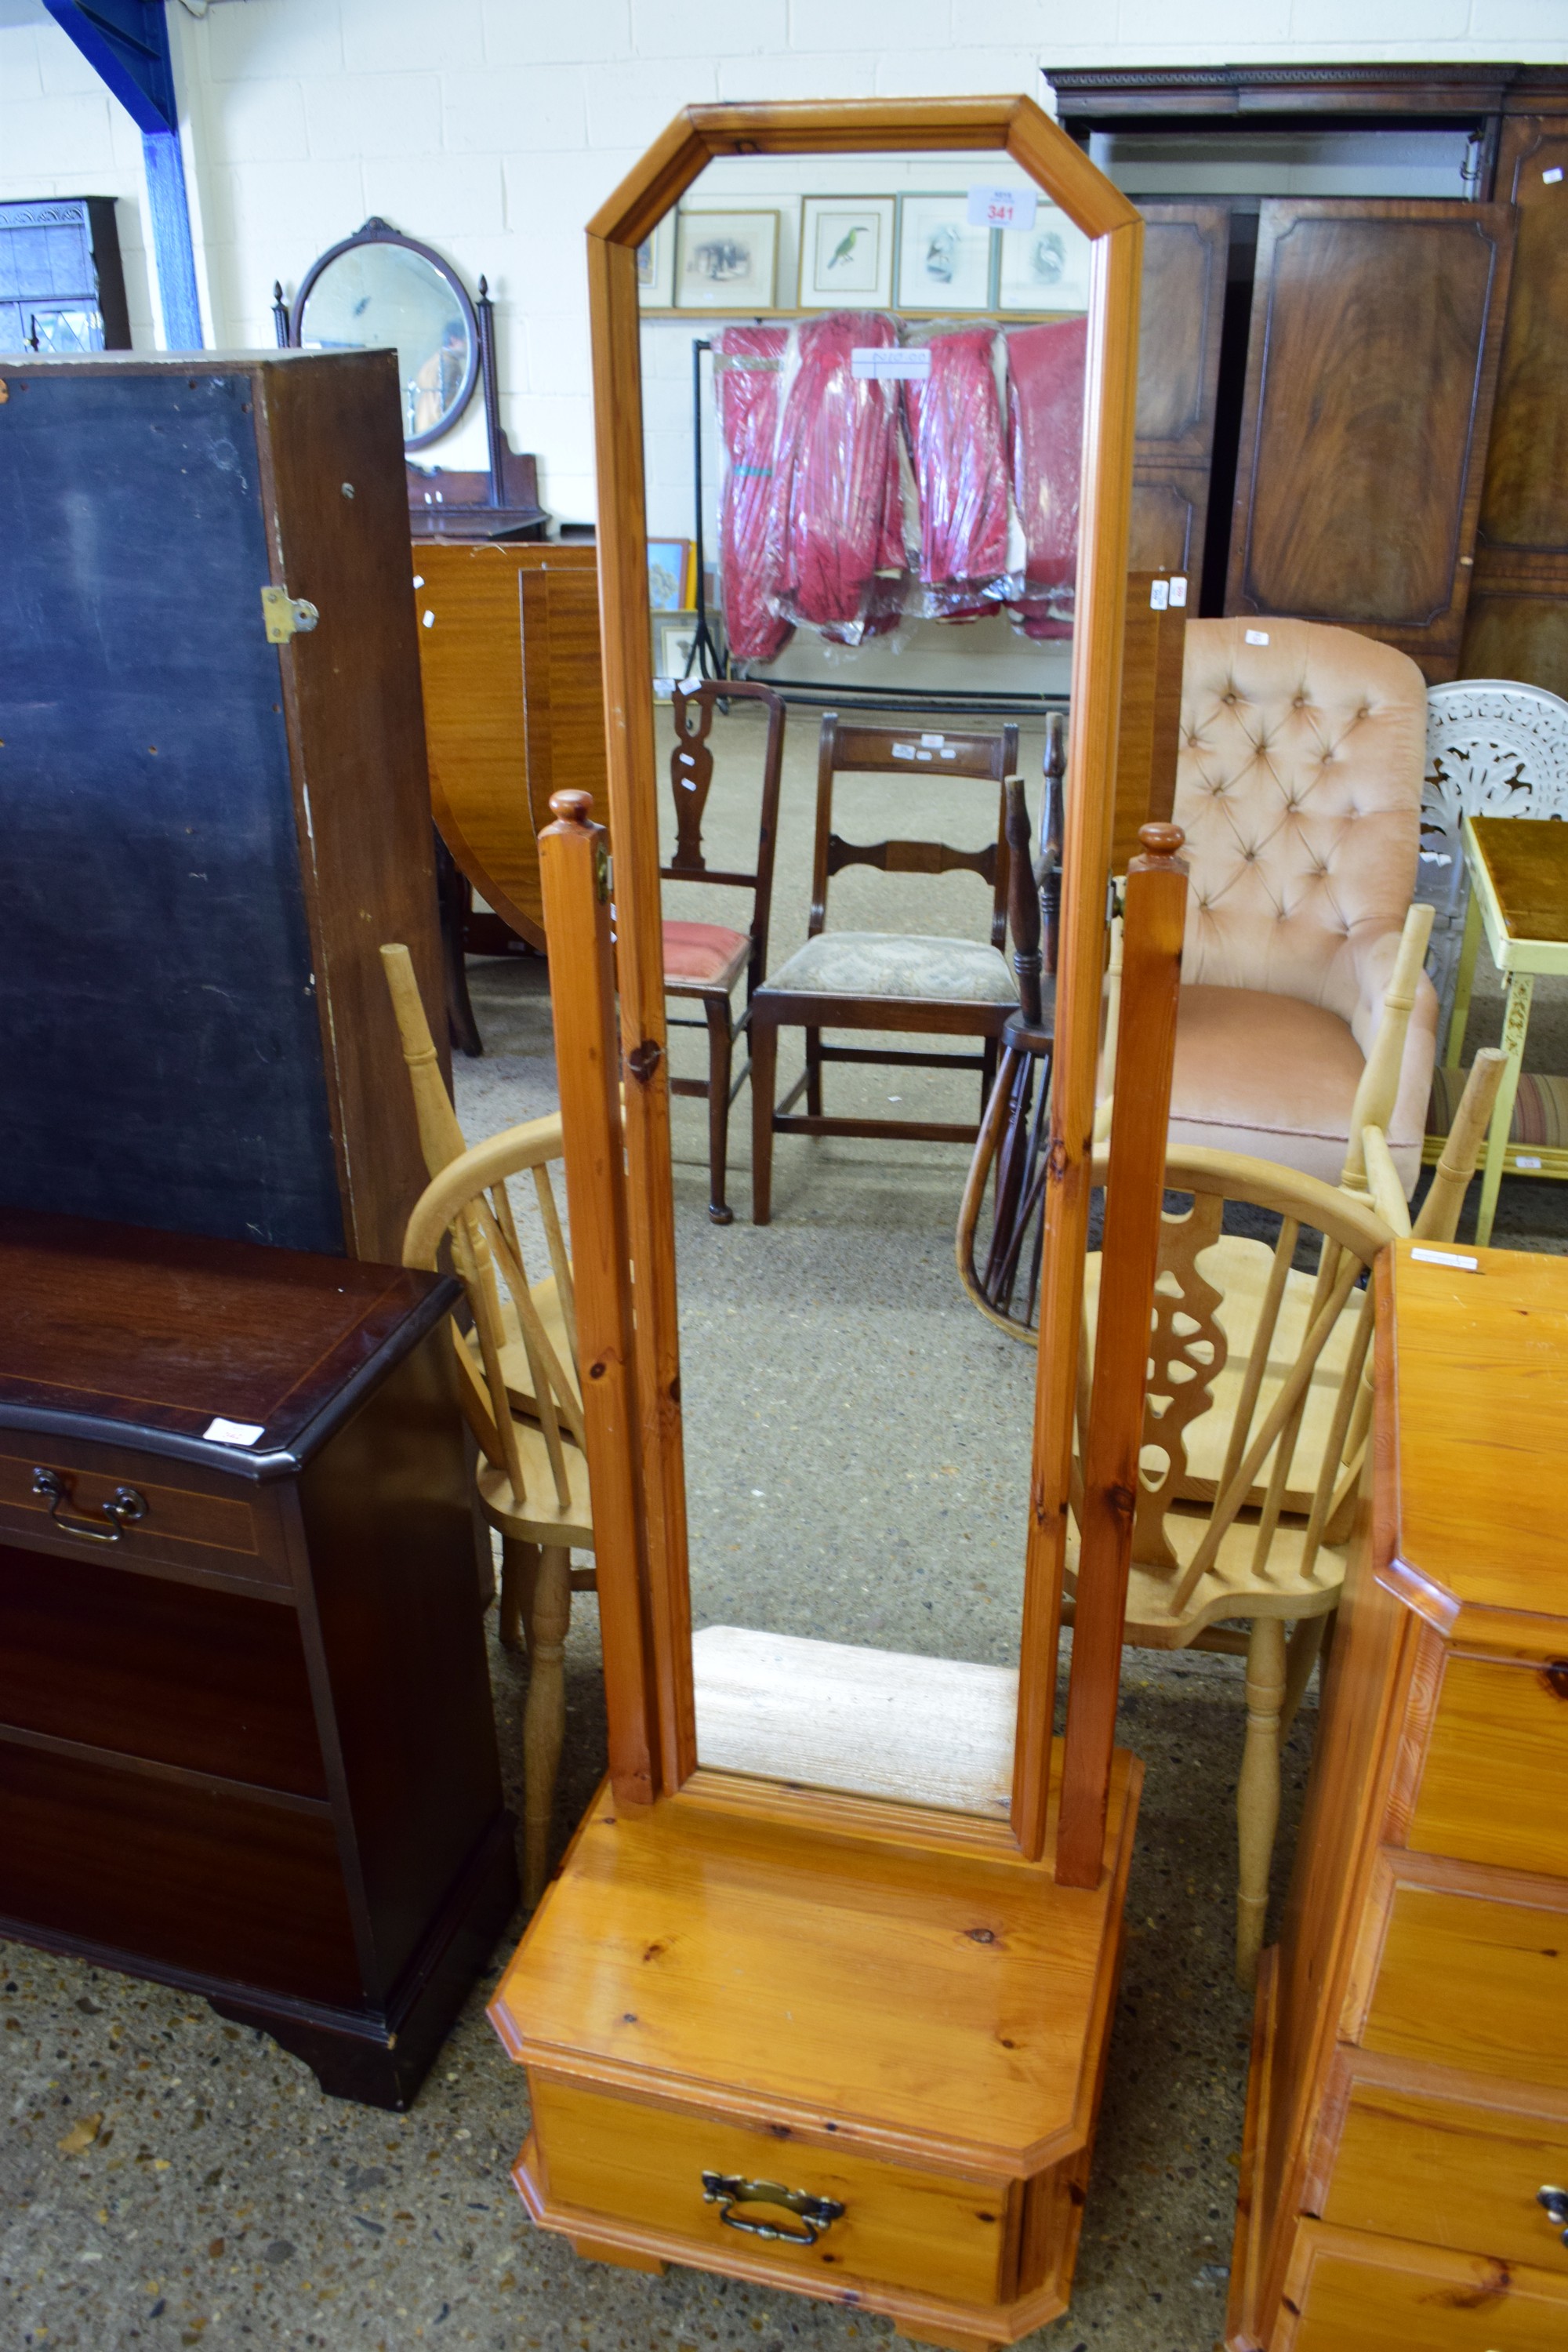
top-left (895, 195), bottom-right (994, 312)
top-left (998, 209), bottom-right (1092, 313)
top-left (647, 540), bottom-right (692, 613)
top-left (800, 197), bottom-right (895, 309)
top-left (653, 616), bottom-right (700, 695)
top-left (636, 216), bottom-right (675, 307)
top-left (673, 209), bottom-right (779, 312)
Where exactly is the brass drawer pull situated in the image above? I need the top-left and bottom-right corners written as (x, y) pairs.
top-left (701, 2169), bottom-right (844, 2246)
top-left (1540, 2184), bottom-right (1568, 2242)
top-left (31, 1466), bottom-right (147, 1545)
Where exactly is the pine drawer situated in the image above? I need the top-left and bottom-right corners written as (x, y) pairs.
top-left (1319, 2077), bottom-right (1568, 2275)
top-left (528, 2075), bottom-right (1011, 2305)
top-left (1281, 2223), bottom-right (1568, 2352)
top-left (1359, 1882), bottom-right (1568, 2094)
top-left (1408, 1654), bottom-right (1568, 1882)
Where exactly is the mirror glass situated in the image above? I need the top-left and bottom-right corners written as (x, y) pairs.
top-left (298, 238), bottom-right (475, 445)
top-left (637, 149), bottom-right (1094, 1819)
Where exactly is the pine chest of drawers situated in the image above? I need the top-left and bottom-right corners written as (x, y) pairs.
top-left (1229, 1240), bottom-right (1568, 2349)
top-left (0, 1208), bottom-right (516, 2107)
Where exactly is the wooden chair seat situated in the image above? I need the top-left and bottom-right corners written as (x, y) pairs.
top-left (477, 1423), bottom-right (594, 1552)
top-left (662, 917), bottom-right (750, 990)
top-left (761, 929), bottom-right (1019, 1004)
top-left (1066, 1509), bottom-right (1343, 1650)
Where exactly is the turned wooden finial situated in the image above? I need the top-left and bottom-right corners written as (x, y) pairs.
top-left (1133, 820), bottom-right (1185, 867)
top-left (548, 789), bottom-right (596, 827)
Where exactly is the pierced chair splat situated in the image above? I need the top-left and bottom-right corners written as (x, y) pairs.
top-left (660, 679), bottom-right (786, 1225)
top-left (749, 713), bottom-right (1021, 1224)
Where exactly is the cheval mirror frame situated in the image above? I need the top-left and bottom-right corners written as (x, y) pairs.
top-left (553, 93), bottom-right (1144, 1864)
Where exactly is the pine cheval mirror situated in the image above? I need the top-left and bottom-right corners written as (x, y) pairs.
top-left (488, 97), bottom-right (1171, 2352)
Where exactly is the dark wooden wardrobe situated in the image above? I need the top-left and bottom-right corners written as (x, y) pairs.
top-left (1056, 65), bottom-right (1568, 693)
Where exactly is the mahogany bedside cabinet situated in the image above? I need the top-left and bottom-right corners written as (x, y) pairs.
top-left (1229, 1240), bottom-right (1568, 2350)
top-left (0, 1208), bottom-right (517, 2108)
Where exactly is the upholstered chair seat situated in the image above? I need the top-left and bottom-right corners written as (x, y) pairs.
top-left (1170, 618), bottom-right (1439, 1192)
top-left (764, 930), bottom-right (1018, 1004)
top-left (660, 918), bottom-right (750, 989)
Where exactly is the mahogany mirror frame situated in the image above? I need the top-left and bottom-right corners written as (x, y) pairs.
top-left (581, 96), bottom-right (1142, 1862)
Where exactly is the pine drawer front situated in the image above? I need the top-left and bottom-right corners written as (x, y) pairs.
top-left (1409, 1655), bottom-right (1568, 1880)
top-left (0, 1444), bottom-right (278, 1585)
top-left (1360, 1885), bottom-right (1568, 2092)
top-left (1320, 2080), bottom-right (1568, 2274)
top-left (1283, 2225), bottom-right (1568, 2352)
top-left (530, 2076), bottom-right (1010, 2305)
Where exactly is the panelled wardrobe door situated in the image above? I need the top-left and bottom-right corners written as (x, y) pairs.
top-left (1461, 110), bottom-right (1568, 697)
top-left (1130, 203), bottom-right (1229, 582)
top-left (1225, 201), bottom-right (1515, 681)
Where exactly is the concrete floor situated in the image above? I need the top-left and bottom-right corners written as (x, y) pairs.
top-left (7, 702), bottom-right (1567, 2351)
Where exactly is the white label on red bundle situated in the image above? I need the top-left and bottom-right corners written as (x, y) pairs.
top-left (1150, 579), bottom-right (1170, 610)
top-left (1245, 628), bottom-right (1270, 645)
top-left (967, 185), bottom-right (1037, 230)
top-left (852, 347), bottom-right (931, 380)
top-left (205, 1417), bottom-right (266, 1446)
top-left (1171, 575), bottom-right (1189, 606)
top-left (892, 742), bottom-right (916, 760)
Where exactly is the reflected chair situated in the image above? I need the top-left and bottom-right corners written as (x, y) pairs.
top-left (1170, 618), bottom-right (1439, 1196)
top-left (750, 713), bottom-right (1021, 1224)
top-left (403, 1120), bottom-right (597, 1910)
top-left (660, 679), bottom-right (786, 1223)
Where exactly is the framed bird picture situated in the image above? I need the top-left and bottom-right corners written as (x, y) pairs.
top-left (895, 194), bottom-right (995, 312)
top-left (799, 198), bottom-right (895, 309)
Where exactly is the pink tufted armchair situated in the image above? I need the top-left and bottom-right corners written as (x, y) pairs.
top-left (1168, 618), bottom-right (1439, 1192)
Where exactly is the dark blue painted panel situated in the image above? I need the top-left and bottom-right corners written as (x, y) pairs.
top-left (0, 370), bottom-right (344, 1252)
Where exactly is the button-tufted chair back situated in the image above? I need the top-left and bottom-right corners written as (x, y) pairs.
top-left (1174, 619), bottom-right (1428, 1029)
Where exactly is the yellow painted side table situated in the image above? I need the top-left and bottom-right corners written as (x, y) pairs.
top-left (1444, 813), bottom-right (1568, 1243)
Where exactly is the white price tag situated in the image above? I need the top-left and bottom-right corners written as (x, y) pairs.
top-left (851, 347), bottom-right (931, 381)
top-left (1410, 1248), bottom-right (1479, 1271)
top-left (205, 1417), bottom-right (266, 1446)
top-left (967, 185), bottom-right (1037, 231)
top-left (1544, 166), bottom-right (1564, 184)
top-left (1245, 628), bottom-right (1270, 645)
top-left (1170, 575), bottom-right (1189, 607)
top-left (892, 742), bottom-right (916, 760)
top-left (1149, 579), bottom-right (1170, 610)
top-left (1517, 1155), bottom-right (1543, 1170)
top-left (920, 732), bottom-right (946, 746)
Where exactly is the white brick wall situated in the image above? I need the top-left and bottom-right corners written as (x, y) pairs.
top-left (1, 0), bottom-right (1564, 518)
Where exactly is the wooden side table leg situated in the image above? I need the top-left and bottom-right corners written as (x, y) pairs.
top-left (1475, 967), bottom-right (1532, 1248)
top-left (1444, 886), bottom-right (1483, 1069)
top-left (750, 1014), bottom-right (778, 1227)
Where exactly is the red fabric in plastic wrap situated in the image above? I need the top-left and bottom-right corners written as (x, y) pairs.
top-left (1006, 317), bottom-right (1087, 638)
top-left (902, 325), bottom-right (1009, 615)
top-left (765, 310), bottom-right (906, 642)
top-left (712, 325), bottom-right (792, 663)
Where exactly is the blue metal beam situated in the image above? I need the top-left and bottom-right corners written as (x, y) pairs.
top-left (42, 1), bottom-right (204, 348)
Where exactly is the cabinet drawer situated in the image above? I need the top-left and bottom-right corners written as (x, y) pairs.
top-left (1321, 2078), bottom-right (1568, 2275)
top-left (530, 2075), bottom-right (1009, 2305)
top-left (0, 1443), bottom-right (283, 1587)
top-left (1284, 2224), bottom-right (1568, 2352)
top-left (1410, 1655), bottom-right (1568, 1880)
top-left (1362, 1883), bottom-right (1568, 2093)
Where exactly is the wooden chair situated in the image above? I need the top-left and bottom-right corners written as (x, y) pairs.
top-left (382, 941), bottom-right (578, 1425)
top-left (1069, 1046), bottom-right (1504, 1991)
top-left (403, 1120), bottom-right (597, 1909)
top-left (660, 679), bottom-right (786, 1224)
top-left (749, 713), bottom-right (1021, 1223)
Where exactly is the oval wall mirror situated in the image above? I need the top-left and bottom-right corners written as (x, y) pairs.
top-left (290, 219), bottom-right (478, 449)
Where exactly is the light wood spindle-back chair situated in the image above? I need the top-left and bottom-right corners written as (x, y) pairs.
top-left (404, 1121), bottom-right (597, 1907)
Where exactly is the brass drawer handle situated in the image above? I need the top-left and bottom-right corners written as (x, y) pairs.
top-left (1540, 2184), bottom-right (1568, 2242)
top-left (31, 1466), bottom-right (147, 1545)
top-left (701, 2169), bottom-right (844, 2247)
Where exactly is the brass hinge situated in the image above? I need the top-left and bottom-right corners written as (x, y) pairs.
top-left (261, 585), bottom-right (320, 644)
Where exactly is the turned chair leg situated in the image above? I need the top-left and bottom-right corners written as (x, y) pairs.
top-left (523, 1545), bottom-right (572, 1907)
top-left (1236, 1614), bottom-right (1287, 1992)
top-left (750, 1015), bottom-right (779, 1226)
top-left (702, 995), bottom-right (735, 1225)
top-left (498, 1537), bottom-right (539, 1654)
top-left (1281, 1613), bottom-right (1329, 1737)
